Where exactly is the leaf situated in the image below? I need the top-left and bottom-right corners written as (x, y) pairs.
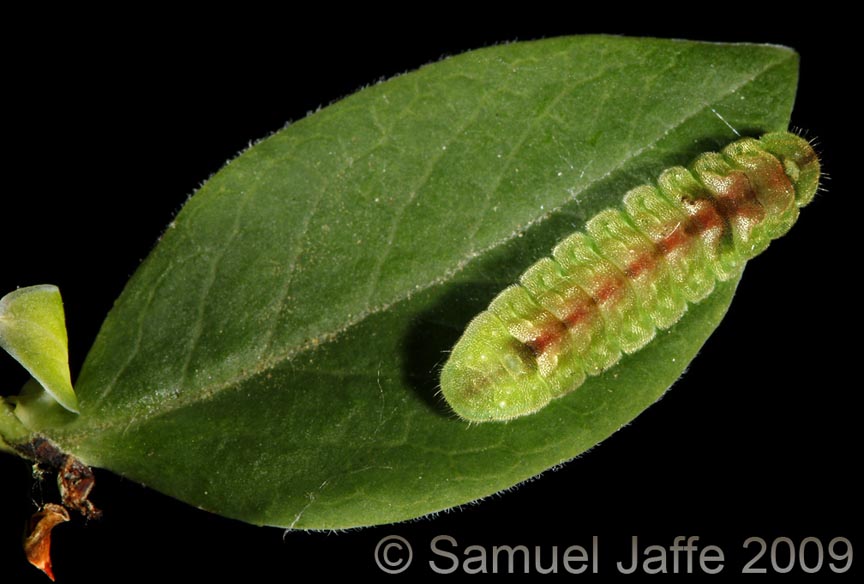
top-left (0, 285), bottom-right (78, 413)
top-left (15, 36), bottom-right (800, 528)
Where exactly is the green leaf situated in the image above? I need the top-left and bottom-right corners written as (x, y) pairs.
top-left (0, 285), bottom-right (79, 413)
top-left (22, 37), bottom-right (799, 528)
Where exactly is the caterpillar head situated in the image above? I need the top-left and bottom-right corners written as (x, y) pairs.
top-left (759, 132), bottom-right (821, 207)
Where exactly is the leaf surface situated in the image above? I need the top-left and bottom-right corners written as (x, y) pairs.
top-left (0, 285), bottom-right (78, 413)
top-left (30, 36), bottom-right (799, 528)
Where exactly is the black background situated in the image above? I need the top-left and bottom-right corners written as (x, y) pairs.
top-left (1, 21), bottom-right (858, 582)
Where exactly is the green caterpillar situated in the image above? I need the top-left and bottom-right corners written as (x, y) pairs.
top-left (440, 132), bottom-right (820, 422)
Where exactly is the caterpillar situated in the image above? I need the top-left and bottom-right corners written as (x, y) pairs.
top-left (440, 131), bottom-right (820, 422)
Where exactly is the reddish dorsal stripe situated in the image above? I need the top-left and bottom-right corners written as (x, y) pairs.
top-left (594, 278), bottom-right (623, 304)
top-left (624, 253), bottom-right (656, 279)
top-left (526, 320), bottom-right (568, 355)
top-left (526, 178), bottom-right (760, 358)
top-left (564, 304), bottom-right (593, 327)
